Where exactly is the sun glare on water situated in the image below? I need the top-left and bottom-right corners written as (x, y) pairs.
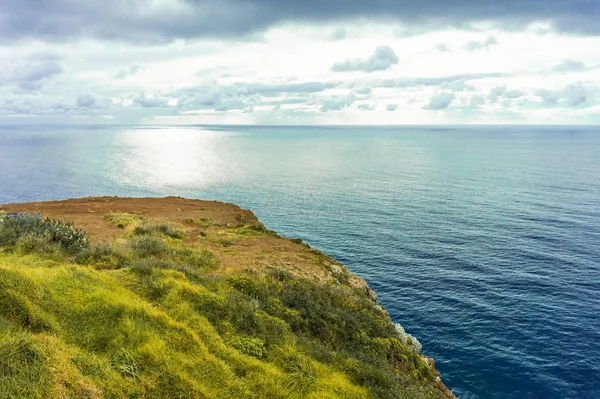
top-left (113, 127), bottom-right (231, 189)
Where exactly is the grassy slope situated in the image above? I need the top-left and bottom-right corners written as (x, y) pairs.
top-left (0, 200), bottom-right (454, 399)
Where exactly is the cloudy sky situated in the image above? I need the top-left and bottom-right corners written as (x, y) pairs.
top-left (1, 0), bottom-right (599, 125)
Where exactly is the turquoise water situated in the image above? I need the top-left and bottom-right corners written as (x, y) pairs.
top-left (1, 125), bottom-right (599, 398)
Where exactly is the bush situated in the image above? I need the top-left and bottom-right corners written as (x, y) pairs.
top-left (289, 238), bottom-right (310, 247)
top-left (133, 224), bottom-right (185, 239)
top-left (185, 217), bottom-right (227, 228)
top-left (275, 349), bottom-right (316, 395)
top-left (227, 335), bottom-right (267, 359)
top-left (129, 237), bottom-right (166, 257)
top-left (0, 212), bottom-right (88, 253)
top-left (232, 224), bottom-right (279, 238)
top-left (75, 244), bottom-right (131, 270)
top-left (14, 234), bottom-right (61, 257)
top-left (394, 323), bottom-right (423, 353)
top-left (176, 249), bottom-right (218, 270)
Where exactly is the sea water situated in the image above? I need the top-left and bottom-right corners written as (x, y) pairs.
top-left (1, 125), bottom-right (599, 398)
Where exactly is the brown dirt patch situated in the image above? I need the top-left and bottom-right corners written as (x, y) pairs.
top-left (0, 196), bottom-right (367, 288)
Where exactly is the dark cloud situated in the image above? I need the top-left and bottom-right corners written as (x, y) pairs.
top-left (424, 92), bottom-right (455, 110)
top-left (2, 0), bottom-right (598, 44)
top-left (0, 59), bottom-right (63, 92)
top-left (332, 46), bottom-right (399, 73)
top-left (386, 103), bottom-right (398, 111)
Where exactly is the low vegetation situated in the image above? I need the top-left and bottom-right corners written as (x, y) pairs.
top-left (0, 211), bottom-right (449, 399)
top-left (104, 212), bottom-right (146, 229)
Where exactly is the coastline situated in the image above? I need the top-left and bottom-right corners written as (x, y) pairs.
top-left (1, 196), bottom-right (456, 398)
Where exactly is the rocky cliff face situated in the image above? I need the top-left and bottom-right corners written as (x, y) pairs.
top-left (0, 197), bottom-right (456, 398)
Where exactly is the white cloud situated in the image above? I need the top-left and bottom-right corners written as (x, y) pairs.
top-left (435, 43), bottom-right (450, 52)
top-left (552, 59), bottom-right (587, 73)
top-left (332, 45), bottom-right (399, 72)
top-left (320, 95), bottom-right (355, 112)
top-left (563, 83), bottom-right (587, 107)
top-left (424, 92), bottom-right (455, 110)
top-left (1, 21), bottom-right (599, 125)
top-left (534, 83), bottom-right (589, 107)
top-left (358, 103), bottom-right (375, 111)
top-left (488, 86), bottom-right (506, 102)
top-left (470, 94), bottom-right (485, 107)
top-left (132, 93), bottom-right (172, 108)
top-left (503, 89), bottom-right (525, 99)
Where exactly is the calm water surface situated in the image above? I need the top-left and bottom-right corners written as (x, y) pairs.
top-left (1, 125), bottom-right (599, 398)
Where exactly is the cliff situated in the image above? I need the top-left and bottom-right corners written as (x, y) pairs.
top-left (0, 197), bottom-right (455, 399)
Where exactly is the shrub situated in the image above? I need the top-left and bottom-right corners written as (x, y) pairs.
top-left (394, 323), bottom-right (423, 353)
top-left (75, 244), bottom-right (131, 270)
top-left (289, 238), bottom-right (310, 247)
top-left (133, 224), bottom-right (185, 239)
top-left (227, 335), bottom-right (267, 359)
top-left (185, 217), bottom-right (227, 228)
top-left (177, 249), bottom-right (218, 270)
top-left (14, 234), bottom-right (61, 257)
top-left (0, 212), bottom-right (88, 253)
top-left (275, 349), bottom-right (316, 394)
top-left (232, 224), bottom-right (279, 238)
top-left (217, 238), bottom-right (236, 247)
top-left (129, 237), bottom-right (166, 257)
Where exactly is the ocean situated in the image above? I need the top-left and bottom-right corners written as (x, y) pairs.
top-left (0, 125), bottom-right (599, 398)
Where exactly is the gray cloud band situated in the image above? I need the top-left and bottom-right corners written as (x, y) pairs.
top-left (0, 0), bottom-right (599, 43)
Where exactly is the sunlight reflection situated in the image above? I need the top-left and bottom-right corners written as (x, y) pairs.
top-left (113, 127), bottom-right (231, 189)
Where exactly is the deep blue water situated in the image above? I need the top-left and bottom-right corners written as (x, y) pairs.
top-left (1, 125), bottom-right (599, 398)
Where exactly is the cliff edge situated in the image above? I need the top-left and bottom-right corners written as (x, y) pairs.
top-left (0, 197), bottom-right (456, 399)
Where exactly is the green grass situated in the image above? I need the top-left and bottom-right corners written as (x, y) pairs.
top-left (231, 224), bottom-right (279, 238)
top-left (0, 214), bottom-right (449, 399)
top-left (104, 212), bottom-right (146, 229)
top-left (133, 224), bottom-right (185, 239)
top-left (185, 217), bottom-right (227, 228)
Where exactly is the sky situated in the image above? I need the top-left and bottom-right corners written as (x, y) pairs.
top-left (1, 0), bottom-right (599, 125)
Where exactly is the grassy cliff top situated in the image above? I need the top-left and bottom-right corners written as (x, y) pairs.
top-left (0, 197), bottom-right (455, 399)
